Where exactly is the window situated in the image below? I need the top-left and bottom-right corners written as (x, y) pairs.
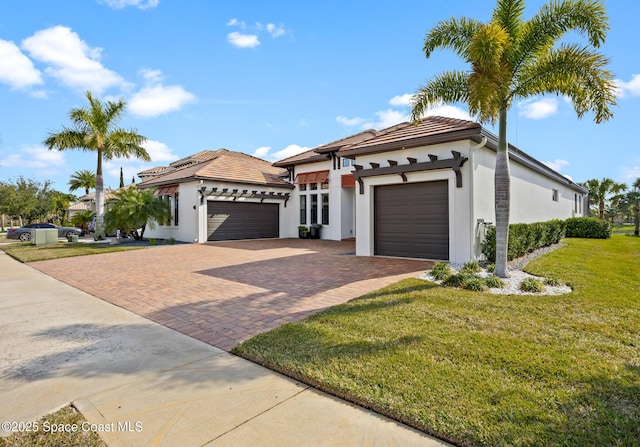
top-left (174, 192), bottom-right (179, 226)
top-left (299, 183), bottom-right (307, 191)
top-left (309, 182), bottom-right (318, 191)
top-left (342, 158), bottom-right (355, 167)
top-left (321, 180), bottom-right (329, 190)
top-left (574, 193), bottom-right (578, 213)
top-left (321, 193), bottom-right (329, 225)
top-left (552, 189), bottom-right (559, 202)
top-left (299, 195), bottom-right (307, 225)
top-left (310, 194), bottom-right (318, 224)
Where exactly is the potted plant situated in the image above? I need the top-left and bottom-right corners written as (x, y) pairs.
top-left (298, 226), bottom-right (310, 239)
top-left (310, 224), bottom-right (323, 239)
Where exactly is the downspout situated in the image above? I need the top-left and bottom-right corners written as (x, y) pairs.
top-left (469, 136), bottom-right (487, 261)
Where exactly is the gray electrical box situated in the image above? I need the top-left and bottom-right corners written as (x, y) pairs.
top-left (31, 229), bottom-right (58, 245)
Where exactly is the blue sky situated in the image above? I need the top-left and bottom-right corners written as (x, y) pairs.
top-left (1, 0), bottom-right (639, 195)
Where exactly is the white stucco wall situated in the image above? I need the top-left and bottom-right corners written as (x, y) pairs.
top-left (353, 140), bottom-right (586, 264)
top-left (353, 141), bottom-right (473, 264)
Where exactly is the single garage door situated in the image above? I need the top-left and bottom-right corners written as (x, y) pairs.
top-left (207, 201), bottom-right (279, 241)
top-left (374, 180), bottom-right (449, 260)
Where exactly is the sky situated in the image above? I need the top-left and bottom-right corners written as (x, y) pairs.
top-left (1, 0), bottom-right (639, 196)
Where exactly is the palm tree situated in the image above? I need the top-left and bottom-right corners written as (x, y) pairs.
top-left (104, 187), bottom-right (170, 240)
top-left (410, 0), bottom-right (616, 277)
top-left (628, 178), bottom-right (640, 236)
top-left (580, 178), bottom-right (627, 219)
top-left (44, 91), bottom-right (150, 240)
top-left (68, 169), bottom-right (96, 195)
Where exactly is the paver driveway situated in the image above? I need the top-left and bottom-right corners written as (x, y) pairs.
top-left (31, 239), bottom-right (432, 351)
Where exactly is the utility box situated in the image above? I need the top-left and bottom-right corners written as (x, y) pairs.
top-left (31, 229), bottom-right (58, 245)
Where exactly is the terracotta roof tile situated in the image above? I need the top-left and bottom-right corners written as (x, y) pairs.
top-left (138, 149), bottom-right (292, 189)
top-left (338, 116), bottom-right (481, 156)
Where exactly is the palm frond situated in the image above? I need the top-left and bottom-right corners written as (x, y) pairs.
top-left (410, 71), bottom-right (470, 122)
top-left (43, 128), bottom-right (92, 151)
top-left (512, 0), bottom-right (609, 72)
top-left (513, 43), bottom-right (616, 123)
top-left (423, 17), bottom-right (482, 60)
top-left (492, 0), bottom-right (526, 38)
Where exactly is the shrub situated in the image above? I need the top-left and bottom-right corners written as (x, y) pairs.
top-left (482, 219), bottom-right (566, 262)
top-left (148, 238), bottom-right (157, 246)
top-left (168, 237), bottom-right (176, 245)
top-left (443, 272), bottom-right (477, 288)
top-left (430, 262), bottom-right (452, 281)
top-left (461, 260), bottom-right (482, 273)
top-left (484, 275), bottom-right (505, 288)
top-left (463, 277), bottom-right (487, 291)
top-left (485, 263), bottom-right (496, 273)
top-left (544, 277), bottom-right (562, 287)
top-left (520, 277), bottom-right (545, 293)
top-left (565, 217), bottom-right (611, 239)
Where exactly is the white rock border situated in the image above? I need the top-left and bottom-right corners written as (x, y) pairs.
top-left (416, 268), bottom-right (572, 296)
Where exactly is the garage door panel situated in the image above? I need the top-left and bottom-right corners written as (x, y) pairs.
top-left (374, 181), bottom-right (449, 260)
top-left (207, 201), bottom-right (279, 241)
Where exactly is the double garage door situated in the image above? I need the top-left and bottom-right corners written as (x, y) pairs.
top-left (207, 201), bottom-right (279, 241)
top-left (374, 180), bottom-right (449, 260)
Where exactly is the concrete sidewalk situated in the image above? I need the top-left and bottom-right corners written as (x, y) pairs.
top-left (0, 251), bottom-right (450, 446)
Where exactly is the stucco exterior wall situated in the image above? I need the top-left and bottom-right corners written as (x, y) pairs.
top-left (353, 140), bottom-right (473, 264)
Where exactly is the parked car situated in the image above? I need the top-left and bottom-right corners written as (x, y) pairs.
top-left (6, 223), bottom-right (85, 242)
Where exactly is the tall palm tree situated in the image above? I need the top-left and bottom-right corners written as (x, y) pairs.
top-left (410, 0), bottom-right (616, 277)
top-left (44, 91), bottom-right (150, 240)
top-left (68, 169), bottom-right (96, 195)
top-left (627, 178), bottom-right (640, 236)
top-left (580, 178), bottom-right (627, 219)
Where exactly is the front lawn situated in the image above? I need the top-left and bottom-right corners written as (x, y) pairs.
top-left (234, 235), bottom-right (640, 447)
top-left (0, 242), bottom-right (144, 263)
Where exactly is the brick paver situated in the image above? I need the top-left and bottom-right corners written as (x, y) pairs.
top-left (31, 239), bottom-right (432, 351)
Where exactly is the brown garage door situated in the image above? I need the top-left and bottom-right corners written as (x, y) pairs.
top-left (374, 180), bottom-right (449, 260)
top-left (207, 201), bottom-right (279, 241)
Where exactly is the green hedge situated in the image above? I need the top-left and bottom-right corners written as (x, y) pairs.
top-left (565, 217), bottom-right (611, 239)
top-left (481, 219), bottom-right (566, 262)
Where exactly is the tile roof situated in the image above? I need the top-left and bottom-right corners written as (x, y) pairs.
top-left (137, 165), bottom-right (175, 177)
top-left (138, 149), bottom-right (293, 189)
top-left (273, 129), bottom-right (380, 167)
top-left (338, 116), bottom-right (481, 157)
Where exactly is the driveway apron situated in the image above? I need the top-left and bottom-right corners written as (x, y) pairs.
top-left (30, 239), bottom-right (432, 351)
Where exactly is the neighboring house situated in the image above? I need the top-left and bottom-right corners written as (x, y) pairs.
top-left (137, 117), bottom-right (587, 264)
top-left (67, 189), bottom-right (115, 217)
top-left (138, 149), bottom-right (294, 242)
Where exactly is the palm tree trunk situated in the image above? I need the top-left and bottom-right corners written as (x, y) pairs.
top-left (494, 109), bottom-right (510, 278)
top-left (635, 205), bottom-right (639, 237)
top-left (94, 150), bottom-right (106, 240)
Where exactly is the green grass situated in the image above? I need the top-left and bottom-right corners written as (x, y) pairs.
top-left (612, 224), bottom-right (637, 235)
top-left (234, 235), bottom-right (640, 447)
top-left (0, 242), bottom-right (143, 262)
top-left (0, 406), bottom-right (106, 447)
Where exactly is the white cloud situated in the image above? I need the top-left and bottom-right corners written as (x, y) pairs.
top-left (266, 23), bottom-right (285, 38)
top-left (615, 74), bottom-right (640, 98)
top-left (227, 18), bottom-right (246, 29)
top-left (543, 159), bottom-right (570, 172)
top-left (139, 68), bottom-right (163, 83)
top-left (336, 116), bottom-right (366, 126)
top-left (419, 103), bottom-right (474, 121)
top-left (98, 0), bottom-right (159, 9)
top-left (622, 165), bottom-right (640, 180)
top-left (364, 109), bottom-right (409, 130)
top-left (22, 26), bottom-right (128, 94)
top-left (518, 97), bottom-right (559, 119)
top-left (141, 139), bottom-right (178, 162)
top-left (129, 84), bottom-right (195, 117)
top-left (227, 32), bottom-right (260, 48)
top-left (0, 145), bottom-right (65, 174)
top-left (252, 146), bottom-right (271, 158)
top-left (389, 93), bottom-right (414, 107)
top-left (0, 39), bottom-right (42, 89)
top-left (252, 144), bottom-right (310, 161)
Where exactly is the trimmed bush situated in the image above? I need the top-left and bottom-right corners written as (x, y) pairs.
top-left (520, 278), bottom-right (545, 293)
top-left (463, 278), bottom-right (487, 292)
top-left (443, 272), bottom-right (477, 288)
top-left (430, 262), bottom-right (452, 281)
top-left (484, 275), bottom-right (506, 289)
top-left (461, 260), bottom-right (482, 274)
top-left (481, 219), bottom-right (566, 262)
top-left (565, 217), bottom-right (611, 239)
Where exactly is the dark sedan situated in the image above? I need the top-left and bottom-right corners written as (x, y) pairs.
top-left (6, 223), bottom-right (84, 242)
